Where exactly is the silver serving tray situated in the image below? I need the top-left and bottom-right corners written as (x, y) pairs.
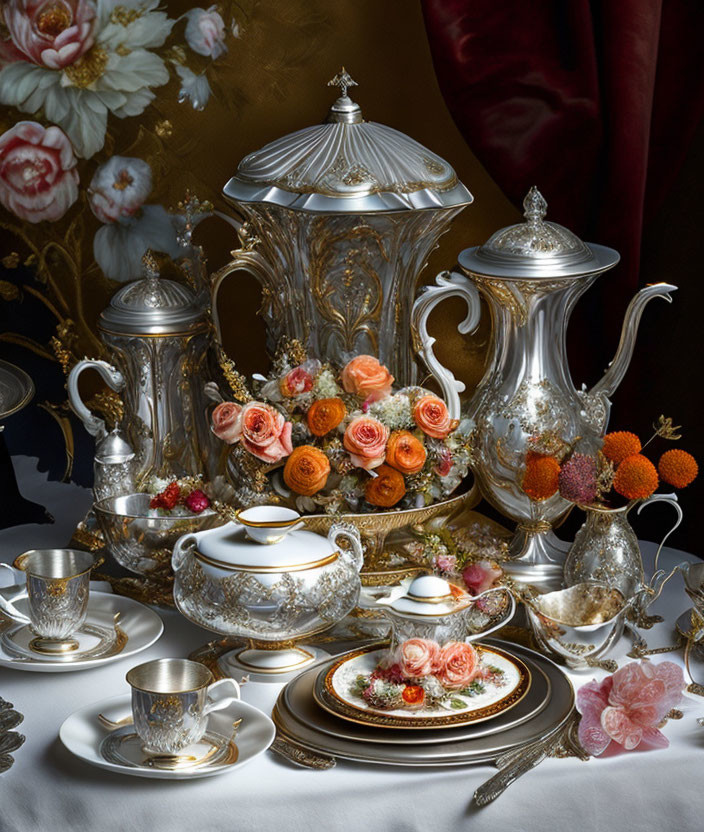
top-left (272, 640), bottom-right (574, 766)
top-left (0, 360), bottom-right (33, 421)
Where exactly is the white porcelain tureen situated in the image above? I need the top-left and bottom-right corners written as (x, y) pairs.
top-left (172, 506), bottom-right (363, 676)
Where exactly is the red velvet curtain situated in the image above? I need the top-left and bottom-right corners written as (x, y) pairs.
top-left (421, 0), bottom-right (704, 383)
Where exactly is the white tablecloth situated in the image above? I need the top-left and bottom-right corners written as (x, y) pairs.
top-left (1, 458), bottom-right (703, 832)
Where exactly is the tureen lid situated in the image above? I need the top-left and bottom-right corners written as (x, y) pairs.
top-left (193, 522), bottom-right (339, 571)
top-left (378, 574), bottom-right (470, 617)
top-left (99, 252), bottom-right (205, 335)
top-left (458, 187), bottom-right (620, 279)
top-left (223, 68), bottom-right (473, 214)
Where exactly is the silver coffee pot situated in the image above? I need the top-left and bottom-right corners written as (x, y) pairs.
top-left (413, 188), bottom-right (676, 589)
top-left (68, 255), bottom-right (222, 490)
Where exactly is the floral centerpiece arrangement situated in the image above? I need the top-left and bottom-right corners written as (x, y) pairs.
top-left (351, 639), bottom-right (506, 712)
top-left (520, 416), bottom-right (698, 507)
top-left (210, 343), bottom-right (474, 515)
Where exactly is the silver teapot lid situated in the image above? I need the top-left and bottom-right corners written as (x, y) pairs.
top-left (94, 427), bottom-right (135, 464)
top-left (223, 68), bottom-right (473, 214)
top-left (458, 187), bottom-right (620, 279)
top-left (99, 252), bottom-right (205, 335)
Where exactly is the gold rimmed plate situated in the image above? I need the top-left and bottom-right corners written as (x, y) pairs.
top-left (315, 644), bottom-right (531, 730)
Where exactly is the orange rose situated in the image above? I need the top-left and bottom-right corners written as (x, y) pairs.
top-left (344, 416), bottom-right (389, 470)
top-left (365, 464), bottom-right (406, 507)
top-left (341, 355), bottom-right (394, 402)
top-left (283, 445), bottom-right (331, 496)
top-left (386, 430), bottom-right (427, 475)
top-left (307, 398), bottom-right (347, 437)
top-left (413, 395), bottom-right (454, 439)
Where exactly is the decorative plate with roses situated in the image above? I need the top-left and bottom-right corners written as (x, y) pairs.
top-left (319, 644), bottom-right (529, 727)
top-left (211, 343), bottom-right (474, 515)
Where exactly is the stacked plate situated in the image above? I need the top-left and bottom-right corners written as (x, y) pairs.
top-left (273, 639), bottom-right (575, 766)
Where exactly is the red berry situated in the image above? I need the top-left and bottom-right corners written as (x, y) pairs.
top-left (185, 489), bottom-right (210, 513)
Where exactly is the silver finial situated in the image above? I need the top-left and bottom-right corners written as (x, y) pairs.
top-left (141, 250), bottom-right (159, 282)
top-left (523, 187), bottom-right (548, 223)
top-left (327, 67), bottom-right (357, 100)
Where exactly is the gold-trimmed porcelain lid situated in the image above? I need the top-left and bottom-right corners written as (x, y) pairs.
top-left (223, 68), bottom-right (473, 214)
top-left (459, 187), bottom-right (620, 279)
top-left (193, 522), bottom-right (339, 572)
top-left (377, 574), bottom-right (470, 617)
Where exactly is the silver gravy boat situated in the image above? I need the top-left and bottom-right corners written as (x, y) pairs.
top-left (412, 187), bottom-right (676, 589)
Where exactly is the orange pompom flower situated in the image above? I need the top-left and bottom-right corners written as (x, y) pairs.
top-left (283, 445), bottom-right (331, 496)
top-left (521, 454), bottom-right (560, 501)
top-left (307, 397), bottom-right (347, 437)
top-left (658, 449), bottom-right (698, 489)
top-left (602, 431), bottom-right (642, 465)
top-left (386, 430), bottom-right (427, 475)
top-left (613, 454), bottom-right (659, 500)
top-left (365, 464), bottom-right (406, 508)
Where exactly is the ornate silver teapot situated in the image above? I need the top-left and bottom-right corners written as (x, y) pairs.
top-left (413, 188), bottom-right (676, 588)
top-left (68, 255), bottom-right (222, 489)
top-left (215, 69), bottom-right (472, 387)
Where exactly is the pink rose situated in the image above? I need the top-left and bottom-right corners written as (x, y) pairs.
top-left (343, 416), bottom-right (389, 470)
top-left (436, 641), bottom-right (479, 689)
top-left (341, 355), bottom-right (394, 403)
top-left (398, 638), bottom-right (441, 679)
top-left (4, 0), bottom-right (97, 69)
top-left (184, 5), bottom-right (227, 59)
top-left (211, 402), bottom-right (243, 444)
top-left (577, 660), bottom-right (685, 756)
top-left (280, 366), bottom-right (313, 397)
top-left (0, 121), bottom-right (78, 223)
top-left (88, 156), bottom-right (152, 224)
top-left (241, 401), bottom-right (293, 463)
top-left (462, 560), bottom-right (503, 596)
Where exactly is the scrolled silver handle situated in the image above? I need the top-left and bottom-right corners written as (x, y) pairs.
top-left (67, 358), bottom-right (125, 440)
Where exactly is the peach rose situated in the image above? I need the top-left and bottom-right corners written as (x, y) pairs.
top-left (0, 121), bottom-right (79, 223)
top-left (307, 398), bottom-right (346, 437)
top-left (436, 641), bottom-right (479, 689)
top-left (240, 402), bottom-right (293, 463)
top-left (283, 446), bottom-right (330, 496)
top-left (341, 355), bottom-right (394, 402)
top-left (398, 638), bottom-right (441, 678)
top-left (413, 395), bottom-right (455, 439)
top-left (211, 402), bottom-right (243, 444)
top-left (365, 464), bottom-right (406, 507)
top-left (280, 366), bottom-right (313, 397)
top-left (386, 430), bottom-right (427, 475)
top-left (343, 416), bottom-right (388, 470)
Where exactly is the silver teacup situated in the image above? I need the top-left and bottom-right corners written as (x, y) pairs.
top-left (524, 582), bottom-right (630, 671)
top-left (126, 658), bottom-right (240, 754)
top-left (0, 549), bottom-right (100, 653)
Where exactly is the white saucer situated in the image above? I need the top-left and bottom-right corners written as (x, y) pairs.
top-left (60, 694), bottom-right (276, 779)
top-left (0, 591), bottom-right (163, 672)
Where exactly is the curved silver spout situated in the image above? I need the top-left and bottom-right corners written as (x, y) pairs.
top-left (590, 282), bottom-right (677, 400)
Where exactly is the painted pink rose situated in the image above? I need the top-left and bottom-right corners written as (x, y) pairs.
top-left (577, 660), bottom-right (685, 756)
top-left (184, 5), bottom-right (227, 59)
top-left (88, 156), bottom-right (152, 224)
top-left (280, 366), bottom-right (313, 397)
top-left (4, 0), bottom-right (97, 70)
top-left (398, 638), bottom-right (441, 679)
top-left (211, 402), bottom-right (242, 444)
top-left (343, 416), bottom-right (389, 470)
top-left (436, 641), bottom-right (479, 689)
top-left (241, 401), bottom-right (293, 463)
top-left (341, 355), bottom-right (394, 403)
top-left (0, 121), bottom-right (78, 223)
top-left (462, 560), bottom-right (503, 596)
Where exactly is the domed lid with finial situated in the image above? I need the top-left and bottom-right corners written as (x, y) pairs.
top-left (99, 251), bottom-right (206, 335)
top-left (458, 187), bottom-right (619, 278)
top-left (223, 67), bottom-right (472, 214)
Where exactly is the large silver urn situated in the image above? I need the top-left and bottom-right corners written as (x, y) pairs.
top-left (215, 69), bottom-right (472, 386)
top-left (68, 256), bottom-right (223, 489)
top-left (413, 188), bottom-right (676, 589)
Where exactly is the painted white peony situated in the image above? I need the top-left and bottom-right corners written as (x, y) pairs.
top-left (88, 155), bottom-right (151, 223)
top-left (0, 0), bottom-right (174, 158)
top-left (184, 6), bottom-right (227, 59)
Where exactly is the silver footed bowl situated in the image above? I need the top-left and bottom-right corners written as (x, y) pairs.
top-left (524, 582), bottom-right (630, 671)
top-left (94, 493), bottom-right (223, 577)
